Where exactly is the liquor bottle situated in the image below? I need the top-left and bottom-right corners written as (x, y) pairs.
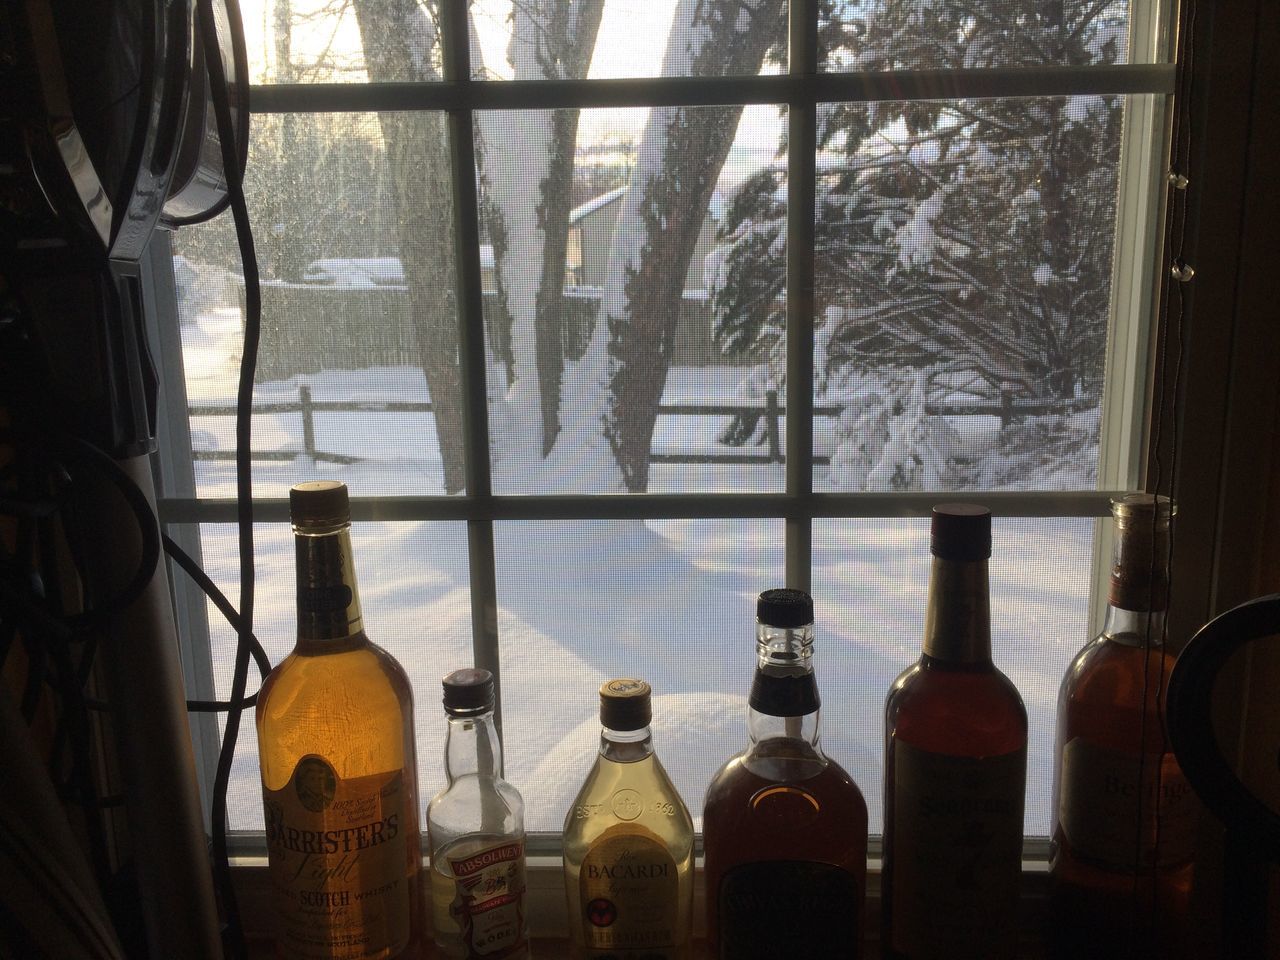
top-left (562, 679), bottom-right (695, 960)
top-left (883, 503), bottom-right (1027, 960)
top-left (256, 479), bottom-right (422, 959)
top-left (1048, 494), bottom-right (1197, 959)
top-left (703, 588), bottom-right (868, 959)
top-left (428, 668), bottom-right (530, 959)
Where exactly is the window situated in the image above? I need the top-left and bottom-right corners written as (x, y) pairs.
top-left (155, 0), bottom-right (1177, 842)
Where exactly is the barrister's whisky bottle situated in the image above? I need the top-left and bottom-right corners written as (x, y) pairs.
top-left (1048, 494), bottom-right (1197, 959)
top-left (883, 504), bottom-right (1027, 960)
top-left (562, 679), bottom-right (695, 960)
top-left (703, 589), bottom-right (868, 959)
top-left (256, 480), bottom-right (423, 959)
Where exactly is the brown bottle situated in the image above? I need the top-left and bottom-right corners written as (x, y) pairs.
top-left (883, 504), bottom-right (1027, 960)
top-left (703, 588), bottom-right (868, 959)
top-left (1048, 495), bottom-right (1197, 959)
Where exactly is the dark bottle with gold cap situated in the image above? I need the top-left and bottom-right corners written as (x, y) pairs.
top-left (883, 504), bottom-right (1027, 960)
top-left (255, 480), bottom-right (423, 959)
top-left (1048, 494), bottom-right (1197, 959)
top-left (562, 679), bottom-right (694, 960)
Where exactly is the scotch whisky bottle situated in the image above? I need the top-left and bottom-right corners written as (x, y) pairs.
top-left (256, 480), bottom-right (422, 959)
top-left (562, 679), bottom-right (694, 960)
top-left (428, 668), bottom-right (530, 959)
top-left (703, 589), bottom-right (868, 959)
top-left (1048, 494), bottom-right (1197, 959)
top-left (883, 504), bottom-right (1027, 960)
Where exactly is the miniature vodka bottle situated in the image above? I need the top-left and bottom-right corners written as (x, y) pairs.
top-left (562, 679), bottom-right (695, 959)
top-left (256, 480), bottom-right (423, 959)
top-left (882, 504), bottom-right (1027, 960)
top-left (428, 668), bottom-right (530, 959)
top-left (703, 589), bottom-right (868, 958)
top-left (1049, 495), bottom-right (1197, 958)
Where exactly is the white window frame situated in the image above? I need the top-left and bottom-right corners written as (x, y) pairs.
top-left (150, 0), bottom-right (1179, 850)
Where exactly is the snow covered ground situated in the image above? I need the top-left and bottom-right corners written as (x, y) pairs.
top-left (177, 307), bottom-right (1095, 836)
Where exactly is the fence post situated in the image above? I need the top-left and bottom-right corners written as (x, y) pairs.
top-left (1000, 387), bottom-right (1013, 430)
top-left (300, 384), bottom-right (316, 459)
top-left (765, 388), bottom-right (783, 463)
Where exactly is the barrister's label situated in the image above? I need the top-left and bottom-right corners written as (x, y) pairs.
top-left (718, 860), bottom-right (860, 958)
top-left (1059, 738), bottom-right (1197, 869)
top-left (579, 827), bottom-right (679, 956)
top-left (890, 741), bottom-right (1025, 959)
top-left (263, 757), bottom-right (409, 959)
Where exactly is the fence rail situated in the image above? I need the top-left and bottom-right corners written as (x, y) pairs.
top-left (188, 384), bottom-right (1088, 468)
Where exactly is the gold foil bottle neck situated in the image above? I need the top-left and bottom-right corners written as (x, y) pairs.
top-left (1111, 493), bottom-right (1175, 530)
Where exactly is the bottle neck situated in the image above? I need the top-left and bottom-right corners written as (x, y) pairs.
top-left (1102, 604), bottom-right (1168, 647)
top-left (445, 710), bottom-right (503, 783)
top-left (599, 725), bottom-right (654, 763)
top-left (294, 522), bottom-right (364, 644)
top-left (922, 556), bottom-right (991, 663)
top-left (748, 621), bottom-right (822, 748)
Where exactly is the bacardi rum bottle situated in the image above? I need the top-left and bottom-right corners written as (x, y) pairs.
top-left (1048, 494), bottom-right (1197, 958)
top-left (883, 503), bottom-right (1027, 960)
top-left (428, 668), bottom-right (530, 959)
top-left (703, 588), bottom-right (868, 958)
top-left (562, 678), bottom-right (695, 959)
top-left (256, 480), bottom-right (423, 959)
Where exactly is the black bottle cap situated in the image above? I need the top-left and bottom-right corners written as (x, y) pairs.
top-left (599, 678), bottom-right (652, 731)
top-left (757, 588), bottom-right (814, 629)
top-left (930, 503), bottom-right (992, 561)
top-left (442, 668), bottom-right (495, 715)
top-left (290, 480), bottom-right (350, 528)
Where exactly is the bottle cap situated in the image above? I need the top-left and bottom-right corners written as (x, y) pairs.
top-left (599, 678), bottom-right (652, 731)
top-left (930, 503), bottom-right (992, 561)
top-left (290, 480), bottom-right (350, 528)
top-left (442, 668), bottom-right (495, 716)
top-left (757, 588), bottom-right (814, 629)
top-left (1112, 493), bottom-right (1176, 529)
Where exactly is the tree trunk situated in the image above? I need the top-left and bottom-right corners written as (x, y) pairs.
top-left (351, 0), bottom-right (467, 494)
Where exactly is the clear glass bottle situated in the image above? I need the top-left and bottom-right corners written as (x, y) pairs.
top-left (883, 504), bottom-right (1027, 960)
top-left (562, 679), bottom-right (695, 960)
top-left (702, 589), bottom-right (868, 959)
top-left (256, 479), bottom-right (423, 959)
top-left (427, 668), bottom-right (530, 959)
top-left (1048, 494), bottom-right (1197, 959)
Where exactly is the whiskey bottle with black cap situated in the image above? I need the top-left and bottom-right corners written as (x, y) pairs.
top-left (702, 588), bottom-right (868, 959)
top-left (882, 503), bottom-right (1027, 960)
top-left (562, 678), bottom-right (694, 959)
top-left (256, 479), bottom-right (423, 959)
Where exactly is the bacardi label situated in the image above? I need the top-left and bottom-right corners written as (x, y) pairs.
top-left (579, 827), bottom-right (679, 957)
top-left (890, 741), bottom-right (1025, 959)
top-left (263, 757), bottom-right (409, 959)
top-left (435, 837), bottom-right (528, 958)
top-left (718, 860), bottom-right (860, 958)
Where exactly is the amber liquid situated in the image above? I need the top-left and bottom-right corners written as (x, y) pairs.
top-left (882, 655), bottom-right (1027, 960)
top-left (703, 737), bottom-right (868, 959)
top-left (1048, 633), bottom-right (1194, 960)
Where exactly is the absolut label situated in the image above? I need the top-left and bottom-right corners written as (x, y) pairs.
top-left (436, 837), bottom-right (528, 958)
top-left (718, 860), bottom-right (860, 958)
top-left (579, 828), bottom-right (679, 956)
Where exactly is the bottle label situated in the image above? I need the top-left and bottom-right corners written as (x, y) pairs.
top-left (1058, 738), bottom-right (1198, 869)
top-left (717, 860), bottom-right (860, 958)
top-left (438, 838), bottom-right (528, 958)
top-left (890, 741), bottom-right (1026, 959)
top-left (262, 757), bottom-right (409, 960)
top-left (578, 827), bottom-right (679, 955)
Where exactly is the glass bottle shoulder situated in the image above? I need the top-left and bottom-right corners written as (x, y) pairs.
top-left (886, 656), bottom-right (1027, 756)
top-left (563, 750), bottom-right (694, 861)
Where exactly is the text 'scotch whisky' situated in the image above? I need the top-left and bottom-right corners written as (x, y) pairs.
top-left (1049, 495), bottom-right (1197, 959)
top-left (882, 504), bottom-right (1027, 960)
top-left (703, 589), bottom-right (868, 959)
top-left (562, 679), bottom-right (695, 960)
top-left (256, 480), bottom-right (423, 959)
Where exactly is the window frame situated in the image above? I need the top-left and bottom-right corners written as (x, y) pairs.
top-left (152, 0), bottom-right (1180, 853)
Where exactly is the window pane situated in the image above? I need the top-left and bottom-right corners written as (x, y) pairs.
top-left (819, 1), bottom-right (1139, 72)
top-left (173, 111), bottom-right (463, 498)
top-left (196, 521), bottom-right (474, 831)
top-left (495, 519), bottom-right (784, 831)
top-left (471, 0), bottom-right (788, 81)
top-left (480, 105), bottom-right (786, 494)
top-left (813, 517), bottom-right (1095, 835)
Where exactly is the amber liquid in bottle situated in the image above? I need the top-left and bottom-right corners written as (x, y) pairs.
top-left (703, 589), bottom-right (868, 959)
top-left (1048, 495), bottom-right (1196, 960)
top-left (882, 504), bottom-right (1027, 960)
top-left (256, 481), bottom-right (422, 959)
